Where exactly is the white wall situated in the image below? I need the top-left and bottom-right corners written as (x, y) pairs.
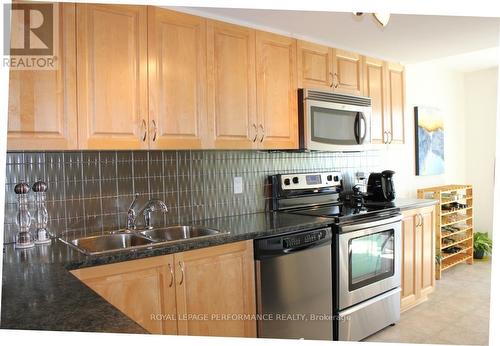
top-left (464, 67), bottom-right (498, 235)
top-left (376, 62), bottom-right (497, 236)
top-left (379, 61), bottom-right (468, 198)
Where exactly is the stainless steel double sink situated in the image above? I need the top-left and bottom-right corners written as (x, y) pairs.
top-left (62, 226), bottom-right (223, 256)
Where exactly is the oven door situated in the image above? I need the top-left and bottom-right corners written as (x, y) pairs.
top-left (304, 99), bottom-right (371, 151)
top-left (338, 216), bottom-right (401, 310)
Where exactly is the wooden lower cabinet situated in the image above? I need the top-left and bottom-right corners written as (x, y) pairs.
top-left (175, 241), bottom-right (256, 337)
top-left (71, 240), bottom-right (256, 337)
top-left (400, 205), bottom-right (436, 311)
top-left (71, 255), bottom-right (176, 334)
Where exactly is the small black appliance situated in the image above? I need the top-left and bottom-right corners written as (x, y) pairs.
top-left (366, 170), bottom-right (396, 202)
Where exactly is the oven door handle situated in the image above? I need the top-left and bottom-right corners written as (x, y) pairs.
top-left (340, 215), bottom-right (402, 233)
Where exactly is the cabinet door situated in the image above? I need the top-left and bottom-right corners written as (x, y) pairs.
top-left (386, 62), bottom-right (405, 144)
top-left (7, 3), bottom-right (77, 150)
top-left (401, 211), bottom-right (420, 310)
top-left (256, 31), bottom-right (298, 149)
top-left (76, 4), bottom-right (148, 149)
top-left (419, 206), bottom-right (435, 296)
top-left (71, 255), bottom-right (177, 335)
top-left (175, 241), bottom-right (256, 337)
top-left (207, 20), bottom-right (257, 149)
top-left (332, 49), bottom-right (363, 96)
top-left (297, 40), bottom-right (333, 90)
top-left (148, 7), bottom-right (207, 149)
top-left (364, 57), bottom-right (386, 144)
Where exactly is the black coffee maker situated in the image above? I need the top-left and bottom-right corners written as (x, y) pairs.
top-left (366, 170), bottom-right (396, 202)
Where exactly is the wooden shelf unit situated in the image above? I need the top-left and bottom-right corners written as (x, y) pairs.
top-left (417, 184), bottom-right (474, 280)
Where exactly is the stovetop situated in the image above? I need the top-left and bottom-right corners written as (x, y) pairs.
top-left (284, 201), bottom-right (400, 224)
top-left (271, 171), bottom-right (400, 225)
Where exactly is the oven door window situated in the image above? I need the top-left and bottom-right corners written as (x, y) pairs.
top-left (348, 229), bottom-right (395, 291)
top-left (310, 106), bottom-right (359, 145)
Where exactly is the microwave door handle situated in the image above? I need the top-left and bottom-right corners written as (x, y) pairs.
top-left (359, 112), bottom-right (367, 143)
top-left (354, 113), bottom-right (360, 144)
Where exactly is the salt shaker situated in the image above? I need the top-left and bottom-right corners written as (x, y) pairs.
top-left (14, 182), bottom-right (34, 249)
top-left (33, 181), bottom-right (51, 245)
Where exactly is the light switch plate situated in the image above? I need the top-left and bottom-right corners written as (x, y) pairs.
top-left (233, 176), bottom-right (243, 194)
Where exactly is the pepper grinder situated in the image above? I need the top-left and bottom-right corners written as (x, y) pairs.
top-left (14, 182), bottom-right (34, 249)
top-left (33, 181), bottom-right (51, 245)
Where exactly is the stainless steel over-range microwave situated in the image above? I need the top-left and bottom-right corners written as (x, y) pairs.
top-left (298, 89), bottom-right (372, 151)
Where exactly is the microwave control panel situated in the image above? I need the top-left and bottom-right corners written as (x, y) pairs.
top-left (280, 172), bottom-right (342, 190)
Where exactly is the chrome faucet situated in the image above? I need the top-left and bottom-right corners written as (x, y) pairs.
top-left (127, 193), bottom-right (168, 230)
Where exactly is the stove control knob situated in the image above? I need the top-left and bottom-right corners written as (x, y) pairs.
top-left (327, 175), bottom-right (332, 181)
top-left (334, 176), bottom-right (339, 182)
top-left (284, 178), bottom-right (291, 186)
top-left (292, 177), bottom-right (299, 184)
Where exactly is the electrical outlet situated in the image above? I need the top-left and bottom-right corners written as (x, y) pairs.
top-left (355, 172), bottom-right (366, 180)
top-left (233, 176), bottom-right (243, 194)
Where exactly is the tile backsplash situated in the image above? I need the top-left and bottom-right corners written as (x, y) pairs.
top-left (3, 150), bottom-right (381, 243)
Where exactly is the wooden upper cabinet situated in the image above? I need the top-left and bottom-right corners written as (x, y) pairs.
top-left (332, 49), bottom-right (363, 95)
top-left (71, 255), bottom-right (178, 335)
top-left (206, 21), bottom-right (257, 149)
top-left (386, 62), bottom-right (405, 144)
top-left (256, 31), bottom-right (298, 149)
top-left (297, 40), bottom-right (333, 90)
top-left (148, 8), bottom-right (207, 149)
top-left (7, 3), bottom-right (78, 150)
top-left (175, 241), bottom-right (256, 337)
top-left (76, 4), bottom-right (148, 149)
top-left (364, 57), bottom-right (386, 144)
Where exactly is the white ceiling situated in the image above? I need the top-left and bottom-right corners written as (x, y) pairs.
top-left (174, 7), bottom-right (500, 65)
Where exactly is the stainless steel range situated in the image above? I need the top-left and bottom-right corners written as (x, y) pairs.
top-left (270, 171), bottom-right (402, 341)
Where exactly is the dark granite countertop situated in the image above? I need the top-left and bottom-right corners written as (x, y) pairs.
top-left (393, 198), bottom-right (439, 211)
top-left (1, 212), bottom-right (332, 333)
top-left (1, 239), bottom-right (147, 333)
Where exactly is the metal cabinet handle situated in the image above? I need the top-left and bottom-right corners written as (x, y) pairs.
top-left (333, 72), bottom-right (339, 88)
top-left (178, 261), bottom-right (184, 285)
top-left (416, 213), bottom-right (423, 227)
top-left (168, 263), bottom-right (174, 287)
top-left (252, 124), bottom-right (258, 142)
top-left (388, 131), bottom-right (393, 144)
top-left (383, 131), bottom-right (388, 144)
top-left (151, 120), bottom-right (157, 142)
top-left (141, 119), bottom-right (147, 142)
top-left (329, 72), bottom-right (334, 88)
top-left (259, 124), bottom-right (265, 143)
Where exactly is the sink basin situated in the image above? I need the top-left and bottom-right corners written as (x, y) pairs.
top-left (65, 233), bottom-right (156, 255)
top-left (140, 226), bottom-right (222, 242)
